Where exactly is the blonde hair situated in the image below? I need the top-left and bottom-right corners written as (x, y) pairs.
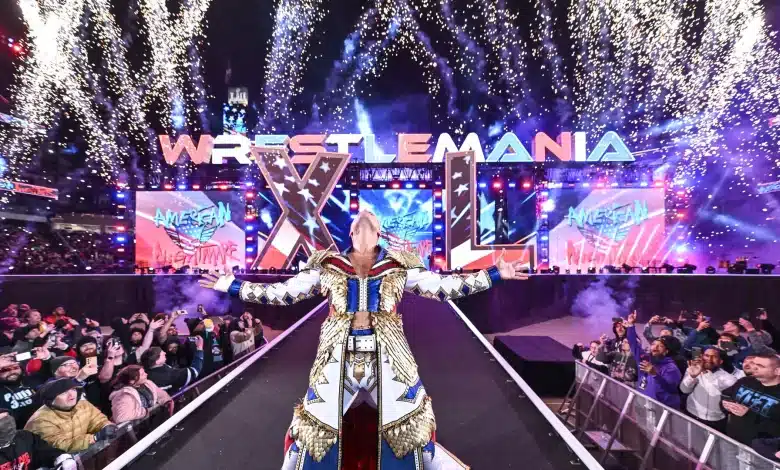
top-left (350, 210), bottom-right (380, 236)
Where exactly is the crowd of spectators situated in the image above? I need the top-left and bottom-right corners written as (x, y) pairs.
top-left (573, 309), bottom-right (780, 461)
top-left (0, 303), bottom-right (265, 469)
top-left (0, 221), bottom-right (124, 274)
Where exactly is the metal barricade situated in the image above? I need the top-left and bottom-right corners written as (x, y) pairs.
top-left (559, 361), bottom-right (780, 470)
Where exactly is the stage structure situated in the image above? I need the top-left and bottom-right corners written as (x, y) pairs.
top-left (120, 138), bottom-right (678, 274)
top-left (111, 101), bottom-right (688, 273)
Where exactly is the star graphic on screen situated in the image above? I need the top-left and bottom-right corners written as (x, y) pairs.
top-left (308, 178), bottom-right (320, 187)
top-left (273, 156), bottom-right (287, 169)
top-left (284, 175), bottom-right (296, 183)
top-left (319, 162), bottom-right (331, 173)
top-left (303, 214), bottom-right (319, 232)
top-left (298, 187), bottom-right (314, 202)
top-left (453, 172), bottom-right (463, 180)
top-left (455, 184), bottom-right (469, 196)
top-left (274, 182), bottom-right (289, 195)
top-left (464, 155), bottom-right (471, 164)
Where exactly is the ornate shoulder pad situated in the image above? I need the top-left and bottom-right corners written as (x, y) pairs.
top-left (303, 250), bottom-right (334, 271)
top-left (386, 250), bottom-right (425, 269)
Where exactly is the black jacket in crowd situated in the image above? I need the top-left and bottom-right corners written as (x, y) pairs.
top-left (0, 380), bottom-right (39, 429)
top-left (147, 350), bottom-right (204, 394)
top-left (0, 430), bottom-right (67, 470)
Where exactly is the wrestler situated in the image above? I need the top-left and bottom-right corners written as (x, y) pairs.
top-left (199, 210), bottom-right (526, 469)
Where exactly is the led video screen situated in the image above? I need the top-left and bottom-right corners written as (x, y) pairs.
top-left (359, 189), bottom-right (434, 268)
top-left (476, 188), bottom-right (537, 245)
top-left (547, 188), bottom-right (665, 271)
top-left (135, 191), bottom-right (245, 271)
top-left (249, 189), bottom-right (353, 268)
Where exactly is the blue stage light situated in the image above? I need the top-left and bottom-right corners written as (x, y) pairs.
top-left (247, 247), bottom-right (254, 253)
top-left (116, 192), bottom-right (126, 199)
top-left (405, 183), bottom-right (413, 189)
top-left (434, 224), bottom-right (443, 231)
top-left (177, 184), bottom-right (187, 190)
top-left (478, 182), bottom-right (487, 188)
top-left (541, 235), bottom-right (549, 241)
top-left (116, 236), bottom-right (126, 243)
top-left (640, 181), bottom-right (648, 187)
top-left (434, 202), bottom-right (442, 209)
top-left (508, 182), bottom-right (517, 188)
top-left (246, 225), bottom-right (254, 231)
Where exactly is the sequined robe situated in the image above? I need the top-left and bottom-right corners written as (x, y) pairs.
top-left (225, 248), bottom-right (502, 468)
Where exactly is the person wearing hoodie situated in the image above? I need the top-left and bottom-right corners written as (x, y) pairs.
top-left (24, 378), bottom-right (116, 452)
top-left (0, 410), bottom-right (77, 470)
top-left (141, 338), bottom-right (204, 394)
top-left (109, 365), bottom-right (172, 424)
top-left (596, 337), bottom-right (639, 387)
top-left (626, 312), bottom-right (683, 409)
top-left (604, 319), bottom-right (628, 354)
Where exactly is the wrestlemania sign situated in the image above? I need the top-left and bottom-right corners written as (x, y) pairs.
top-left (159, 131), bottom-right (634, 165)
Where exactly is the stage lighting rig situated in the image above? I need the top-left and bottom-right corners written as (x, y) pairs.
top-left (587, 267), bottom-right (596, 274)
top-left (661, 263), bottom-right (675, 274)
top-left (621, 264), bottom-right (633, 274)
top-left (677, 264), bottom-right (697, 274)
top-left (706, 266), bottom-right (716, 274)
top-left (760, 264), bottom-right (775, 274)
top-left (728, 260), bottom-right (747, 274)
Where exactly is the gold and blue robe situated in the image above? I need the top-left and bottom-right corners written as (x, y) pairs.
top-left (222, 248), bottom-right (502, 469)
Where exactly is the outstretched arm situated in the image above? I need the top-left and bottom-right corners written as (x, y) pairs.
top-left (404, 250), bottom-right (527, 301)
top-left (200, 270), bottom-right (321, 306)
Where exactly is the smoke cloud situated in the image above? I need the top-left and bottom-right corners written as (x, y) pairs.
top-left (152, 275), bottom-right (233, 333)
top-left (571, 276), bottom-right (639, 322)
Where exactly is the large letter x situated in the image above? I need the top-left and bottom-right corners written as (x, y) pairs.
top-left (249, 147), bottom-right (351, 269)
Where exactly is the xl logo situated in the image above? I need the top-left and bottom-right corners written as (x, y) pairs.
top-left (246, 148), bottom-right (535, 271)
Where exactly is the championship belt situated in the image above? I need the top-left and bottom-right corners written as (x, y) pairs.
top-left (347, 334), bottom-right (376, 352)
